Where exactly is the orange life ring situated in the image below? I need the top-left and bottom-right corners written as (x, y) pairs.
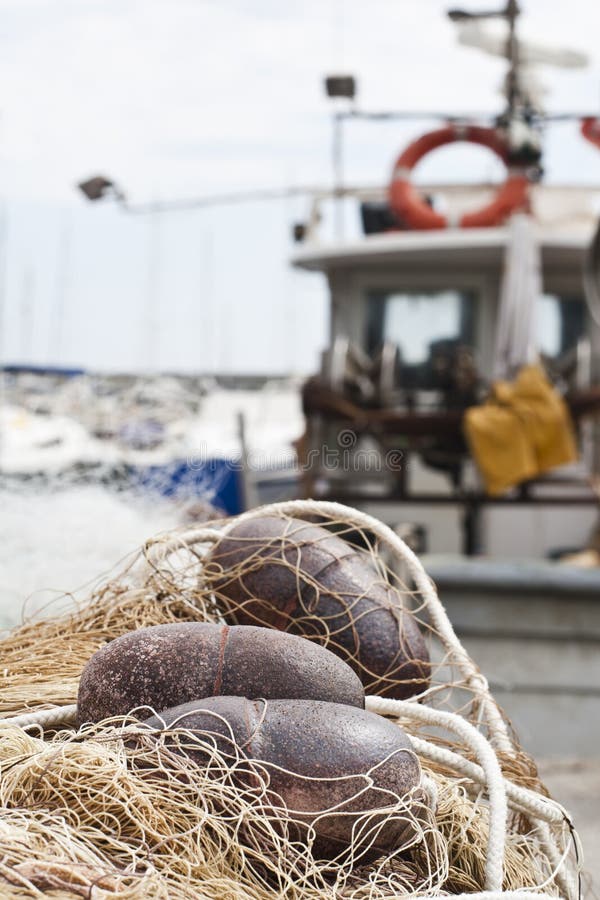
top-left (388, 124), bottom-right (530, 230)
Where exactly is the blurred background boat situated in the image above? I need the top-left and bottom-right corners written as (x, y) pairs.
top-left (282, 3), bottom-right (600, 770)
top-left (1, 365), bottom-right (303, 514)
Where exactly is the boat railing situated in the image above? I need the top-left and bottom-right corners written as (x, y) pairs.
top-left (299, 182), bottom-right (600, 244)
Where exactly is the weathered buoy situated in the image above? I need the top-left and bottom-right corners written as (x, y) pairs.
top-left (143, 696), bottom-right (422, 859)
top-left (77, 622), bottom-right (364, 725)
top-left (206, 515), bottom-right (430, 699)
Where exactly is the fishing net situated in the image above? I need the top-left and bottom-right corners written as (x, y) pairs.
top-left (0, 499), bottom-right (581, 900)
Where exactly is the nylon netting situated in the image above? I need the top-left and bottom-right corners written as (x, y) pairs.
top-left (0, 499), bottom-right (581, 900)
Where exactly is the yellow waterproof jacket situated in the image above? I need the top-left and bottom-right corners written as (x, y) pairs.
top-left (464, 365), bottom-right (578, 496)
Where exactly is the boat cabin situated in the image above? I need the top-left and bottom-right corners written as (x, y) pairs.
top-left (291, 183), bottom-right (600, 558)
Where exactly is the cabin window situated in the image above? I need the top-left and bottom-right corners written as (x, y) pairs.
top-left (366, 289), bottom-right (475, 388)
top-left (537, 294), bottom-right (585, 360)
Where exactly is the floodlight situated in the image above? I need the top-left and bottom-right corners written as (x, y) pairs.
top-left (78, 175), bottom-right (118, 202)
top-left (324, 75), bottom-right (356, 100)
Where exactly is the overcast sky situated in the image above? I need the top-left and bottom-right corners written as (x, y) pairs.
top-left (1, 0), bottom-right (600, 374)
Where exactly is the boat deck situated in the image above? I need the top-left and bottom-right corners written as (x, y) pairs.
top-left (423, 555), bottom-right (600, 759)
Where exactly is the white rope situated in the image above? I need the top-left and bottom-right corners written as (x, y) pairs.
top-left (532, 820), bottom-right (579, 900)
top-left (493, 213), bottom-right (540, 380)
top-left (144, 526), bottom-right (223, 559)
top-left (406, 734), bottom-right (566, 827)
top-left (134, 526), bottom-right (224, 578)
top-left (0, 704), bottom-right (77, 729)
top-left (421, 773), bottom-right (439, 813)
top-left (407, 731), bottom-right (578, 899)
top-left (366, 695), bottom-right (508, 893)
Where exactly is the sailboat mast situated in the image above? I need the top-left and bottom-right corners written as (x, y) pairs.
top-left (505, 0), bottom-right (521, 117)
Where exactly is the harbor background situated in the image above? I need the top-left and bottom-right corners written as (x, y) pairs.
top-left (0, 0), bottom-right (600, 374)
top-left (0, 0), bottom-right (599, 894)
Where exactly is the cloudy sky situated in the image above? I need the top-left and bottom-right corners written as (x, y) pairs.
top-left (1, 0), bottom-right (600, 374)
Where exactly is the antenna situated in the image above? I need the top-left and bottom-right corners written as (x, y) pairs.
top-left (448, 2), bottom-right (522, 119)
top-left (505, 0), bottom-right (521, 119)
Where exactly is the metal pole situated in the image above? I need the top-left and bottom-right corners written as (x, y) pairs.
top-left (0, 207), bottom-right (8, 366)
top-left (20, 265), bottom-right (35, 363)
top-left (333, 112), bottom-right (344, 239)
top-left (237, 411), bottom-right (259, 510)
top-left (0, 206), bottom-right (8, 469)
top-left (504, 0), bottom-right (520, 117)
top-left (50, 217), bottom-right (71, 365)
top-left (144, 212), bottom-right (161, 372)
top-left (583, 219), bottom-right (600, 478)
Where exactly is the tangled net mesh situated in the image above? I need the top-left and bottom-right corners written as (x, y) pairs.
top-left (0, 500), bottom-right (581, 899)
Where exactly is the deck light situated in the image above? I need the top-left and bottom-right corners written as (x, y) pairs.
top-left (448, 2), bottom-right (520, 22)
top-left (324, 75), bottom-right (356, 101)
top-left (78, 175), bottom-right (125, 204)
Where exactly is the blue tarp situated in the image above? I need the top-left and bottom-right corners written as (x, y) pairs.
top-left (128, 457), bottom-right (243, 515)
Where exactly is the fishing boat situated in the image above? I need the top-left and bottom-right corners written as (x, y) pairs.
top-left (289, 1), bottom-right (600, 759)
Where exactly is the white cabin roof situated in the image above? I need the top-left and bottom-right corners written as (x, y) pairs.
top-left (291, 183), bottom-right (600, 273)
top-left (291, 225), bottom-right (591, 271)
